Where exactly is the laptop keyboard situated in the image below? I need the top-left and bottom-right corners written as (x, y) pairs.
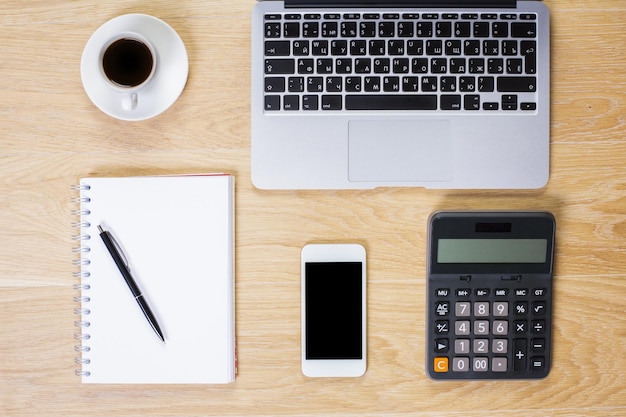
top-left (263, 12), bottom-right (539, 112)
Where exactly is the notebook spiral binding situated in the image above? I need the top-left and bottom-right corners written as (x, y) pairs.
top-left (71, 183), bottom-right (92, 377)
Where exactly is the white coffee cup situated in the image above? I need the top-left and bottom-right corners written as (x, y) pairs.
top-left (81, 14), bottom-right (188, 121)
top-left (99, 33), bottom-right (157, 111)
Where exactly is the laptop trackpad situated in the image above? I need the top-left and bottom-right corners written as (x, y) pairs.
top-left (348, 120), bottom-right (453, 182)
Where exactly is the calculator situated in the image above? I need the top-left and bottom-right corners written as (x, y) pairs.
top-left (427, 211), bottom-right (555, 379)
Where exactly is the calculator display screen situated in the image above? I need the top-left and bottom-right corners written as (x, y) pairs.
top-left (437, 239), bottom-right (548, 264)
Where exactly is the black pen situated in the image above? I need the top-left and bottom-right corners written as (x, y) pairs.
top-left (98, 225), bottom-right (166, 343)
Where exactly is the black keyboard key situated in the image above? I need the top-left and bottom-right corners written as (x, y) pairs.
top-left (507, 58), bottom-right (523, 74)
top-left (388, 40), bottom-right (405, 55)
top-left (402, 76), bottom-right (419, 92)
top-left (302, 95), bottom-right (318, 110)
top-left (426, 40), bottom-right (443, 55)
top-left (326, 76), bottom-right (342, 92)
top-left (292, 40), bottom-right (309, 56)
top-left (383, 76), bottom-right (401, 92)
top-left (321, 21), bottom-right (338, 37)
top-left (464, 94), bottom-right (480, 110)
top-left (416, 22), bottom-right (433, 37)
top-left (441, 95), bottom-right (462, 110)
top-left (288, 77), bottom-right (304, 92)
top-left (265, 23), bottom-right (281, 38)
top-left (316, 58), bottom-right (333, 73)
top-left (455, 22), bottom-right (471, 37)
top-left (473, 22), bottom-right (490, 37)
top-left (374, 58), bottom-right (391, 73)
top-left (502, 94), bottom-right (518, 110)
top-left (398, 21), bottom-right (414, 37)
top-left (335, 58), bottom-right (353, 73)
top-left (307, 77), bottom-right (323, 92)
top-left (435, 22), bottom-right (452, 37)
top-left (265, 41), bottom-right (290, 56)
top-left (363, 76), bottom-right (381, 92)
top-left (512, 22), bottom-right (537, 38)
top-left (311, 40), bottom-right (329, 55)
top-left (345, 94), bottom-right (437, 110)
top-left (492, 21), bottom-right (509, 37)
top-left (283, 22), bottom-right (300, 38)
top-left (265, 59), bottom-right (295, 74)
top-left (521, 41), bottom-right (537, 74)
top-left (355, 58), bottom-right (372, 73)
top-left (497, 77), bottom-right (537, 92)
top-left (283, 95), bottom-right (299, 110)
top-left (360, 21), bottom-right (376, 37)
top-left (265, 77), bottom-right (285, 92)
top-left (345, 76), bottom-right (362, 92)
top-left (502, 40), bottom-right (518, 56)
top-left (322, 95), bottom-right (342, 110)
top-left (265, 95), bottom-right (280, 111)
top-left (297, 59), bottom-right (314, 74)
top-left (341, 21), bottom-right (357, 37)
top-left (478, 76), bottom-right (494, 92)
top-left (369, 40), bottom-right (386, 55)
top-left (303, 22), bottom-right (319, 38)
top-left (488, 58), bottom-right (504, 74)
top-left (421, 76), bottom-right (437, 91)
top-left (331, 40), bottom-right (348, 55)
top-left (379, 21), bottom-right (395, 37)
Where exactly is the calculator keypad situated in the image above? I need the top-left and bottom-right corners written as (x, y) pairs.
top-left (428, 280), bottom-right (551, 379)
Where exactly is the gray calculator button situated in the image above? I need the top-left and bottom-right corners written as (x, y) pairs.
top-left (455, 339), bottom-right (470, 354)
top-left (493, 301), bottom-right (508, 316)
top-left (474, 301), bottom-right (489, 316)
top-left (493, 320), bottom-right (508, 335)
top-left (455, 301), bottom-right (471, 317)
top-left (455, 320), bottom-right (471, 335)
top-left (493, 338), bottom-right (508, 353)
top-left (474, 320), bottom-right (489, 335)
top-left (492, 357), bottom-right (508, 372)
top-left (453, 357), bottom-right (470, 372)
top-left (473, 338), bottom-right (489, 353)
top-left (473, 357), bottom-right (489, 372)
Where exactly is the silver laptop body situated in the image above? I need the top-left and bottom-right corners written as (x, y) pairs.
top-left (251, 0), bottom-right (549, 189)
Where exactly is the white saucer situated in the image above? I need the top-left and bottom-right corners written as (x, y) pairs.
top-left (81, 14), bottom-right (188, 121)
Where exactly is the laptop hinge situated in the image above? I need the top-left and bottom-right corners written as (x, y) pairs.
top-left (284, 0), bottom-right (518, 8)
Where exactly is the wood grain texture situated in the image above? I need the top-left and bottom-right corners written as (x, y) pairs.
top-left (1, 0), bottom-right (625, 416)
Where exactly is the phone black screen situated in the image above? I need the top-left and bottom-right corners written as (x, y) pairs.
top-left (305, 262), bottom-right (362, 360)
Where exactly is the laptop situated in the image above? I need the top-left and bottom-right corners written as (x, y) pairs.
top-left (251, 1), bottom-right (550, 189)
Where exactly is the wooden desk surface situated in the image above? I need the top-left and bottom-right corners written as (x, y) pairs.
top-left (1, 1), bottom-right (625, 415)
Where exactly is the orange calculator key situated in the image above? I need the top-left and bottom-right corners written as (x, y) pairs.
top-left (434, 357), bottom-right (449, 372)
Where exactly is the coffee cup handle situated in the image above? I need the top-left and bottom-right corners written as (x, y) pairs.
top-left (122, 93), bottom-right (138, 111)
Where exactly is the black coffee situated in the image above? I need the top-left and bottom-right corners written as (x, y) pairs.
top-left (102, 38), bottom-right (153, 87)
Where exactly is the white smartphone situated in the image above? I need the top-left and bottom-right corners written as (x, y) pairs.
top-left (301, 243), bottom-right (366, 378)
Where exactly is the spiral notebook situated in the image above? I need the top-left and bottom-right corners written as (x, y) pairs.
top-left (73, 174), bottom-right (235, 383)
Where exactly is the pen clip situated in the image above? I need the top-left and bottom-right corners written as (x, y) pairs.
top-left (108, 230), bottom-right (130, 269)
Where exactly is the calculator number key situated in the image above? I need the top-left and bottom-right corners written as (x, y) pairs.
top-left (474, 302), bottom-right (489, 317)
top-left (473, 357), bottom-right (489, 372)
top-left (493, 301), bottom-right (508, 316)
top-left (474, 320), bottom-right (489, 335)
top-left (455, 302), bottom-right (471, 317)
top-left (493, 338), bottom-right (508, 354)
